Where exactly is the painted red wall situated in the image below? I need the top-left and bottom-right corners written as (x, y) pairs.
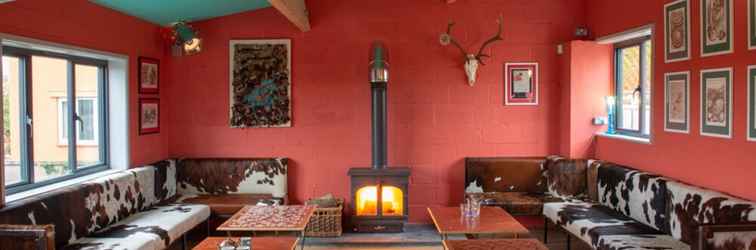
top-left (0, 0), bottom-right (168, 166)
top-left (164, 0), bottom-right (586, 222)
top-left (588, 0), bottom-right (756, 201)
top-left (559, 41), bottom-right (612, 158)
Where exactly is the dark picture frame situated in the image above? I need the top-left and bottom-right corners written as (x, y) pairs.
top-left (504, 62), bottom-right (539, 106)
top-left (750, 0), bottom-right (756, 50)
top-left (664, 0), bottom-right (690, 62)
top-left (138, 98), bottom-right (160, 135)
top-left (700, 0), bottom-right (733, 57)
top-left (748, 65), bottom-right (756, 141)
top-left (700, 67), bottom-right (732, 138)
top-left (138, 57), bottom-right (159, 94)
top-left (664, 71), bottom-right (690, 133)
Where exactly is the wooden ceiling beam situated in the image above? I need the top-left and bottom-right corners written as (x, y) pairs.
top-left (268, 0), bottom-right (311, 32)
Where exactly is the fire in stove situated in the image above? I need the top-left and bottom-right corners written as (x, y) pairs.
top-left (355, 185), bottom-right (404, 216)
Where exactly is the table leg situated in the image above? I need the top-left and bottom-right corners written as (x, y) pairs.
top-left (300, 230), bottom-right (306, 250)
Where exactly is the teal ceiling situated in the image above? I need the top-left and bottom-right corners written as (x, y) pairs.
top-left (90, 0), bottom-right (271, 26)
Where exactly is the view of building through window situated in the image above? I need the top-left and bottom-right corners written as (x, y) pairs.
top-left (2, 54), bottom-right (104, 186)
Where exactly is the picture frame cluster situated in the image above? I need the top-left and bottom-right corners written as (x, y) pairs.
top-left (663, 0), bottom-right (756, 141)
top-left (138, 57), bottom-right (160, 135)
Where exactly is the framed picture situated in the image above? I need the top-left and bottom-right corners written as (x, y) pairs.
top-left (139, 98), bottom-right (160, 135)
top-left (229, 39), bottom-right (292, 128)
top-left (664, 0), bottom-right (690, 62)
top-left (700, 68), bottom-right (732, 138)
top-left (748, 65), bottom-right (756, 141)
top-left (138, 57), bottom-right (159, 94)
top-left (504, 62), bottom-right (538, 106)
top-left (750, 0), bottom-right (756, 50)
top-left (665, 71), bottom-right (690, 133)
top-left (700, 0), bottom-right (733, 57)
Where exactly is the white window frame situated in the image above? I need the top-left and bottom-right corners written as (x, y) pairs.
top-left (57, 97), bottom-right (99, 146)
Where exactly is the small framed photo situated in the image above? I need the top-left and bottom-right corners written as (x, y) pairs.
top-left (750, 0), bottom-right (756, 50)
top-left (665, 71), bottom-right (690, 133)
top-left (139, 98), bottom-right (160, 135)
top-left (700, 68), bottom-right (732, 138)
top-left (748, 65), bottom-right (756, 141)
top-left (700, 0), bottom-right (733, 57)
top-left (138, 57), bottom-right (159, 94)
top-left (504, 62), bottom-right (538, 106)
top-left (664, 0), bottom-right (690, 62)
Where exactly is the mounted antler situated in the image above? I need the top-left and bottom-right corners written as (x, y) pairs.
top-left (475, 15), bottom-right (503, 65)
top-left (441, 21), bottom-right (469, 61)
top-left (439, 15), bottom-right (504, 86)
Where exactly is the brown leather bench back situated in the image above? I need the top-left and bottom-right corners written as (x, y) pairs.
top-left (465, 157), bottom-right (547, 194)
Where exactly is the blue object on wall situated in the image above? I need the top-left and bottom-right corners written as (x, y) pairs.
top-left (605, 96), bottom-right (616, 134)
top-left (90, 0), bottom-right (271, 26)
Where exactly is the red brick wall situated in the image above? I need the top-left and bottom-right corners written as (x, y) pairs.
top-left (589, 0), bottom-right (756, 201)
top-left (0, 0), bottom-right (168, 166)
top-left (164, 0), bottom-right (586, 222)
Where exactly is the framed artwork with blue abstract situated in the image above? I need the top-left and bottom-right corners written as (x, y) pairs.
top-left (229, 39), bottom-right (292, 128)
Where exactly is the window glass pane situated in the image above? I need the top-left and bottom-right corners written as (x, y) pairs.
top-left (3, 56), bottom-right (23, 186)
top-left (78, 99), bottom-right (94, 140)
top-left (74, 64), bottom-right (102, 168)
top-left (642, 40), bottom-right (652, 135)
top-left (32, 55), bottom-right (70, 182)
top-left (619, 45), bottom-right (641, 131)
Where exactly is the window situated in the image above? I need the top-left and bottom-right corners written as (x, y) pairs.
top-left (2, 46), bottom-right (108, 193)
top-left (58, 97), bottom-right (98, 145)
top-left (614, 37), bottom-right (652, 138)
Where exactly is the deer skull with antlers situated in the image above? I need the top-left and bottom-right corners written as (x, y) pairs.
top-left (440, 16), bottom-right (503, 86)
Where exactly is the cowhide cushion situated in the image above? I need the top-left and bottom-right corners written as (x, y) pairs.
top-left (150, 159), bottom-right (177, 203)
top-left (0, 186), bottom-right (92, 247)
top-left (64, 204), bottom-right (210, 250)
top-left (544, 201), bottom-right (663, 247)
top-left (667, 180), bottom-right (756, 245)
top-left (83, 168), bottom-right (155, 235)
top-left (586, 159), bottom-right (604, 202)
top-left (597, 164), bottom-right (670, 233)
top-left (596, 234), bottom-right (690, 250)
top-left (546, 157), bottom-right (588, 200)
top-left (0, 167), bottom-right (158, 247)
top-left (177, 158), bottom-right (288, 199)
top-left (706, 230), bottom-right (756, 250)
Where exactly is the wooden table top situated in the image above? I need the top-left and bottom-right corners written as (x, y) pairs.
top-left (193, 237), bottom-right (298, 250)
top-left (442, 239), bottom-right (548, 250)
top-left (217, 205), bottom-right (316, 232)
top-left (427, 206), bottom-right (529, 235)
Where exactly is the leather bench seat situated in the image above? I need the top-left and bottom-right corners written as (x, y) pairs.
top-left (64, 204), bottom-right (210, 250)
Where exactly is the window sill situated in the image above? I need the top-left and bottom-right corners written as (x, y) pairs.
top-left (596, 132), bottom-right (651, 144)
top-left (6, 169), bottom-right (120, 204)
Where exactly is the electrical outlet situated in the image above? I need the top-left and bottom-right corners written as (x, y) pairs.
top-left (593, 117), bottom-right (608, 125)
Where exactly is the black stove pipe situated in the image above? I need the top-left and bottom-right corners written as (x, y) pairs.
top-left (369, 42), bottom-right (389, 169)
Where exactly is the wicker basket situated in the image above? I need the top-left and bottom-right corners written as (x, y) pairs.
top-left (304, 198), bottom-right (343, 237)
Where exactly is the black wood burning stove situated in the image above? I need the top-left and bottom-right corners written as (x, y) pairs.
top-left (348, 42), bottom-right (410, 233)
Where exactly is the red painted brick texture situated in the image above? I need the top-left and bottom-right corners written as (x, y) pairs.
top-left (588, 0), bottom-right (756, 201)
top-left (163, 0), bottom-right (586, 222)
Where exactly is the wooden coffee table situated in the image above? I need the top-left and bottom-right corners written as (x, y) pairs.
top-left (443, 239), bottom-right (548, 250)
top-left (427, 206), bottom-right (529, 239)
top-left (193, 237), bottom-right (298, 250)
top-left (217, 205), bottom-right (316, 249)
